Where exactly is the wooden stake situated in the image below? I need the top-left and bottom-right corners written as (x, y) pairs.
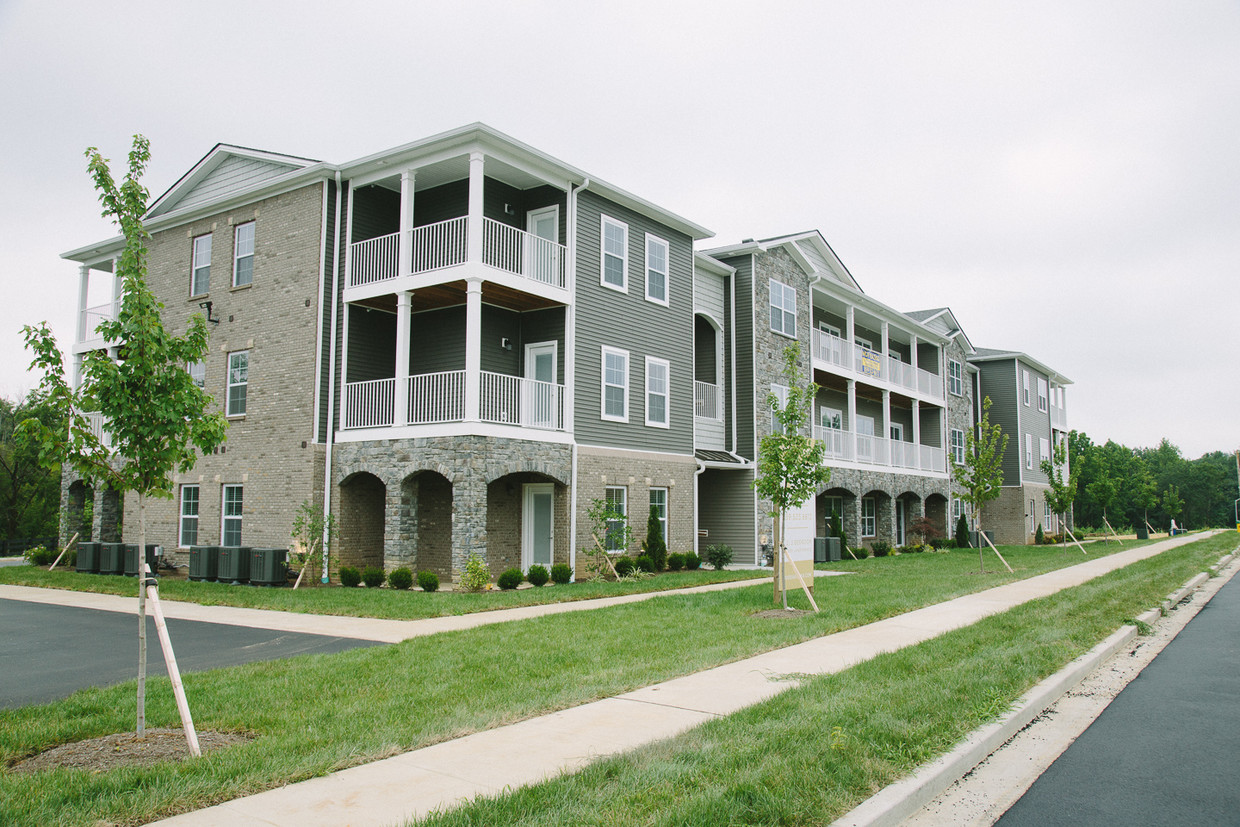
top-left (1064, 526), bottom-right (1088, 554)
top-left (49, 532), bottom-right (79, 570)
top-left (781, 547), bottom-right (820, 612)
top-left (1102, 516), bottom-right (1123, 545)
top-left (144, 564), bottom-right (200, 757)
top-left (982, 531), bottom-right (1014, 573)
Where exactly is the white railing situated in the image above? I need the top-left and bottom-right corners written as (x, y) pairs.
top-left (694, 381), bottom-right (722, 420)
top-left (887, 356), bottom-right (915, 392)
top-left (812, 328), bottom-right (850, 370)
top-left (349, 231), bottom-right (400, 287)
top-left (813, 425), bottom-right (851, 460)
top-left (343, 378), bottom-right (395, 429)
top-left (79, 302), bottom-right (116, 342)
top-left (917, 366), bottom-right (945, 401)
top-left (482, 219), bottom-right (566, 288)
top-left (480, 371), bottom-right (564, 430)
top-left (410, 217), bottom-right (468, 275)
top-left (79, 410), bottom-right (112, 447)
top-left (811, 426), bottom-right (948, 475)
top-left (407, 370), bottom-right (466, 424)
top-left (811, 328), bottom-right (945, 401)
top-left (890, 439), bottom-right (919, 470)
top-left (1050, 405), bottom-right (1067, 429)
top-left (920, 444), bottom-right (946, 473)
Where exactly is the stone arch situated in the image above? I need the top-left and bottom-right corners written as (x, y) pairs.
top-left (64, 479), bottom-right (94, 544)
top-left (895, 490), bottom-right (923, 547)
top-left (816, 486), bottom-right (856, 546)
top-left (337, 471), bottom-right (386, 574)
top-left (860, 489), bottom-right (894, 548)
top-left (97, 485), bottom-right (123, 542)
top-left (486, 461), bottom-right (569, 487)
top-left (396, 469), bottom-right (454, 580)
top-left (925, 492), bottom-right (950, 542)
top-left (486, 472), bottom-right (569, 577)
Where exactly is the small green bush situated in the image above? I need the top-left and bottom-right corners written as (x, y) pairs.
top-left (704, 544), bottom-right (733, 571)
top-left (1035, 524), bottom-right (1045, 545)
top-left (526, 564), bottom-right (549, 587)
top-left (25, 546), bottom-right (55, 566)
top-left (613, 556), bottom-right (635, 577)
top-left (850, 547), bottom-right (869, 559)
top-left (666, 552), bottom-right (685, 571)
top-left (872, 541), bottom-right (891, 557)
top-left (635, 554), bottom-right (655, 573)
top-left (339, 566), bottom-right (361, 588)
top-left (497, 567), bottom-right (524, 590)
top-left (362, 566), bottom-right (386, 588)
top-left (550, 562), bottom-right (572, 584)
top-left (458, 554), bottom-right (490, 592)
top-left (684, 551), bottom-right (701, 570)
top-left (387, 567), bottom-right (413, 590)
top-left (955, 514), bottom-right (970, 548)
top-left (642, 505), bottom-right (668, 571)
top-left (417, 570), bottom-right (439, 592)
top-left (930, 537), bottom-right (946, 550)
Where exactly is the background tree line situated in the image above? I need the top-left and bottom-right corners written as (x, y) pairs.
top-left (0, 391), bottom-right (64, 544)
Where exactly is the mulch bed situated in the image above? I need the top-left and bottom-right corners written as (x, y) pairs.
top-left (8, 729), bottom-right (251, 774)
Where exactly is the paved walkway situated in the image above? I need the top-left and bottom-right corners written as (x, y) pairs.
top-left (137, 534), bottom-right (1209, 827)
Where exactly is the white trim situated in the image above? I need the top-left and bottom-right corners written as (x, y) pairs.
top-left (522, 483), bottom-right (555, 571)
top-left (604, 485), bottom-right (627, 551)
top-left (191, 233), bottom-right (211, 297)
top-left (232, 221), bottom-right (255, 287)
top-left (221, 484), bottom-right (243, 547)
top-left (948, 358), bottom-right (963, 396)
top-left (644, 233), bottom-right (670, 306)
top-left (526, 204), bottom-right (559, 242)
top-left (1022, 369), bottom-right (1031, 406)
top-left (226, 350), bottom-right (249, 417)
top-left (645, 356), bottom-right (670, 428)
top-left (769, 278), bottom-right (796, 337)
top-left (601, 346), bottom-right (629, 422)
top-left (861, 497), bottom-right (876, 537)
top-left (178, 484), bottom-right (199, 548)
top-left (600, 214), bottom-right (628, 292)
top-left (649, 486), bottom-right (668, 544)
top-left (950, 427), bottom-right (965, 466)
top-left (1025, 433), bottom-right (1034, 469)
top-left (818, 321), bottom-right (841, 337)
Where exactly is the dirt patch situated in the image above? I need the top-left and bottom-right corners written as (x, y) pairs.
top-left (751, 607), bottom-right (808, 619)
top-left (8, 728), bottom-right (252, 774)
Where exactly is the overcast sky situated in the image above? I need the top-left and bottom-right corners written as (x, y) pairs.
top-left (1, 1), bottom-right (1236, 459)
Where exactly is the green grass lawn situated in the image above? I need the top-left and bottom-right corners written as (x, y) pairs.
top-left (0, 535), bottom-right (1223, 827)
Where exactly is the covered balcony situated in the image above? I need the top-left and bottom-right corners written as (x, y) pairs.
top-left (812, 425), bottom-right (947, 474)
top-left (811, 376), bottom-right (948, 477)
top-left (343, 371), bottom-right (564, 432)
top-left (71, 262), bottom-right (121, 354)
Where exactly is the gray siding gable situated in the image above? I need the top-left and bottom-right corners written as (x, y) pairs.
top-left (174, 156), bottom-right (306, 214)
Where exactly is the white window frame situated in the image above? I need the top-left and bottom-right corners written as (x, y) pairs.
top-left (820, 406), bottom-right (843, 430)
top-left (861, 497), bottom-right (876, 537)
top-left (645, 356), bottom-right (670, 428)
top-left (950, 428), bottom-right (965, 466)
top-left (948, 359), bottom-right (963, 396)
top-left (191, 233), bottom-right (211, 296)
top-left (1040, 437), bottom-right (1050, 464)
top-left (221, 484), bottom-right (243, 547)
top-left (644, 233), bottom-right (669, 306)
top-left (819, 321), bottom-right (841, 338)
top-left (770, 383), bottom-right (789, 435)
top-left (769, 279), bottom-right (796, 337)
top-left (187, 360), bottom-right (205, 389)
top-left (1037, 377), bottom-right (1048, 412)
top-left (179, 484), bottom-right (199, 548)
top-left (600, 215), bottom-right (628, 292)
top-left (649, 487), bottom-right (668, 543)
top-left (605, 485), bottom-right (627, 551)
top-left (1025, 433), bottom-right (1034, 469)
top-left (1022, 369), bottom-right (1031, 406)
top-left (232, 221), bottom-right (255, 287)
top-left (601, 346), bottom-right (629, 422)
top-left (227, 350), bottom-right (249, 417)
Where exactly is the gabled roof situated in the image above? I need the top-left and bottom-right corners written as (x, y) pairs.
top-left (970, 347), bottom-right (1072, 384)
top-left (147, 144), bottom-right (322, 219)
top-left (703, 230), bottom-right (862, 292)
top-left (905, 307), bottom-right (975, 355)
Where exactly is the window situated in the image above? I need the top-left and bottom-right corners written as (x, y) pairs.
top-left (605, 486), bottom-right (627, 551)
top-left (1022, 370), bottom-right (1031, 406)
top-left (601, 216), bottom-right (628, 291)
top-left (770, 383), bottom-right (789, 435)
top-left (948, 359), bottom-right (963, 396)
top-left (645, 234), bottom-right (669, 305)
top-left (1037, 377), bottom-right (1048, 412)
top-left (233, 221), bottom-right (255, 287)
top-left (187, 361), bottom-right (205, 389)
top-left (950, 428), bottom-right (965, 465)
top-left (1025, 433), bottom-right (1033, 469)
top-left (649, 487), bottom-right (668, 543)
top-left (227, 351), bottom-right (249, 417)
top-left (601, 347), bottom-right (629, 422)
top-left (1040, 437), bottom-right (1050, 464)
top-left (769, 279), bottom-right (796, 337)
top-left (861, 497), bottom-right (876, 537)
top-left (179, 485), bottom-right (199, 547)
top-left (645, 357), bottom-right (669, 428)
top-left (191, 234), bottom-right (211, 296)
top-left (222, 485), bottom-right (243, 546)
top-left (820, 407), bottom-right (842, 430)
top-left (819, 321), bottom-right (841, 338)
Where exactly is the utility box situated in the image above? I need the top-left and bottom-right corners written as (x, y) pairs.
top-left (99, 543), bottom-right (126, 575)
top-left (813, 537), bottom-right (842, 563)
top-left (76, 542), bottom-right (101, 574)
top-left (123, 544), bottom-right (160, 578)
top-left (970, 530), bottom-right (996, 549)
top-left (249, 548), bottom-right (288, 587)
top-left (188, 546), bottom-right (219, 582)
top-left (1135, 525), bottom-right (1149, 540)
top-left (217, 546), bottom-right (251, 584)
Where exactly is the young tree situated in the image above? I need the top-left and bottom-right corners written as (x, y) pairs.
top-left (1132, 467), bottom-right (1159, 533)
top-left (20, 136), bottom-right (228, 737)
top-left (289, 499), bottom-right (338, 587)
top-left (950, 395), bottom-right (1009, 572)
top-left (1039, 437), bottom-right (1080, 545)
top-left (753, 346), bottom-right (829, 605)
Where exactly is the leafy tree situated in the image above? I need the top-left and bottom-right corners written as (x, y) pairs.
top-left (753, 346), bottom-right (829, 605)
top-left (950, 395), bottom-right (1008, 571)
top-left (0, 392), bottom-right (64, 541)
top-left (1039, 437), bottom-right (1080, 544)
top-left (290, 499), bottom-right (338, 587)
top-left (1162, 484), bottom-right (1184, 529)
top-left (1132, 467), bottom-right (1159, 532)
top-left (20, 136), bottom-right (227, 737)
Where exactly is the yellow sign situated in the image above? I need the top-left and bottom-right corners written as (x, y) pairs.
top-left (781, 500), bottom-right (815, 594)
top-left (860, 348), bottom-right (882, 377)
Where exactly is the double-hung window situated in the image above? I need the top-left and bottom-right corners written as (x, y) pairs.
top-left (605, 486), bottom-right (627, 551)
top-left (649, 488), bottom-right (668, 543)
top-left (948, 359), bottom-right (963, 396)
top-left (221, 485), bottom-right (243, 546)
top-left (1025, 433), bottom-right (1034, 469)
top-left (227, 351), bottom-right (249, 417)
top-left (191, 234), bottom-right (212, 296)
top-left (861, 497), bottom-right (876, 537)
top-left (769, 279), bottom-right (796, 337)
top-left (601, 216), bottom-right (628, 291)
top-left (950, 428), bottom-right (965, 466)
top-left (1037, 377), bottom-right (1048, 412)
top-left (1039, 437), bottom-right (1050, 464)
top-left (601, 347), bottom-right (629, 422)
top-left (645, 357), bottom-right (669, 428)
top-left (179, 485), bottom-right (199, 547)
top-left (645, 234), bottom-right (669, 305)
top-left (187, 361), bottom-right (205, 389)
top-left (1022, 370), bottom-right (1031, 406)
top-left (233, 221), bottom-right (255, 287)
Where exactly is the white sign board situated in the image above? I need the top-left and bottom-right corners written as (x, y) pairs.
top-left (781, 499), bottom-right (815, 593)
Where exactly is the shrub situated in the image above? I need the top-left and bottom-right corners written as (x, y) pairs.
top-left (704, 544), bottom-right (733, 571)
top-left (635, 554), bottom-right (655, 573)
top-left (497, 567), bottom-right (524, 590)
top-left (458, 554), bottom-right (491, 592)
top-left (955, 514), bottom-right (970, 548)
top-left (929, 537), bottom-right (946, 550)
top-left (850, 547), bottom-right (868, 559)
top-left (666, 552), bottom-right (685, 571)
top-left (387, 567), bottom-right (413, 590)
top-left (684, 551), bottom-right (702, 570)
top-left (339, 566), bottom-right (361, 588)
top-left (641, 505), bottom-right (668, 571)
top-left (417, 570), bottom-right (439, 592)
top-left (362, 566), bottom-right (386, 588)
top-left (613, 556), bottom-right (635, 577)
top-left (526, 564), bottom-right (550, 587)
top-left (550, 562), bottom-right (572, 584)
top-left (1035, 524), bottom-right (1045, 545)
top-left (872, 540), bottom-right (891, 557)
top-left (25, 545), bottom-right (55, 566)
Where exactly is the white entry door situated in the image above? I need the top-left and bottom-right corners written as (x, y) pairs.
top-left (524, 341), bottom-right (557, 429)
top-left (526, 206), bottom-right (559, 284)
top-left (896, 500), bottom-right (906, 546)
top-left (523, 483), bottom-right (554, 570)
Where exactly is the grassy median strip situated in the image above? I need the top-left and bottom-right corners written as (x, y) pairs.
top-left (0, 538), bottom-right (1202, 826)
top-left (413, 534), bottom-right (1236, 826)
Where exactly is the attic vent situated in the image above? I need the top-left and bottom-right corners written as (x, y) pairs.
top-left (742, 238), bottom-right (754, 243)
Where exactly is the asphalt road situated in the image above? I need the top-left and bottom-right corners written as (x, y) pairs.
top-left (0, 598), bottom-right (380, 709)
top-left (997, 572), bottom-right (1240, 826)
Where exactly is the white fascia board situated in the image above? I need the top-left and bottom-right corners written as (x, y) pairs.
top-left (700, 240), bottom-right (763, 258)
top-left (694, 251), bottom-right (735, 277)
top-left (148, 144), bottom-right (319, 217)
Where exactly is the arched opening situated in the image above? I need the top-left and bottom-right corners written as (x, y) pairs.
top-left (816, 487), bottom-right (856, 548)
top-left (338, 472), bottom-right (386, 574)
top-left (98, 485), bottom-right (122, 542)
top-left (895, 491), bottom-right (923, 547)
top-left (925, 493), bottom-right (949, 542)
top-left (66, 480), bottom-right (93, 543)
top-left (487, 472), bottom-right (567, 577)
top-left (399, 470), bottom-right (453, 580)
top-left (860, 489), bottom-right (893, 548)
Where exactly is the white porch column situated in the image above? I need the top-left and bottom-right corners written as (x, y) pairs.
top-left (398, 169), bottom-right (415, 276)
top-left (845, 306), bottom-right (856, 374)
top-left (464, 277), bottom-right (482, 421)
top-left (880, 321), bottom-right (889, 357)
top-left (467, 152), bottom-right (485, 264)
top-left (881, 388), bottom-right (891, 465)
top-left (110, 257), bottom-right (123, 326)
top-left (394, 291), bottom-right (412, 426)
top-left (75, 264), bottom-right (89, 343)
top-left (845, 306), bottom-right (855, 346)
top-left (847, 378), bottom-right (857, 459)
top-left (911, 334), bottom-right (919, 373)
top-left (912, 399), bottom-right (921, 469)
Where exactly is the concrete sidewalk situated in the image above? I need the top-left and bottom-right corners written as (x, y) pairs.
top-left (149, 533), bottom-right (1210, 827)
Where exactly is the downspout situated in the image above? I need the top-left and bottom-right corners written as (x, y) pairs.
top-left (567, 177), bottom-right (590, 582)
top-left (322, 170), bottom-right (343, 583)
top-left (693, 458), bottom-right (706, 557)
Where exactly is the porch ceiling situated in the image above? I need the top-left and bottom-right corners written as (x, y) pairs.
top-left (352, 280), bottom-right (562, 314)
top-left (366, 155), bottom-right (556, 194)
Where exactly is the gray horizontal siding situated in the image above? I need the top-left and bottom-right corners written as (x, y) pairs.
top-left (698, 468), bottom-right (757, 563)
top-left (977, 360), bottom-right (1020, 486)
top-left (177, 157), bottom-right (299, 212)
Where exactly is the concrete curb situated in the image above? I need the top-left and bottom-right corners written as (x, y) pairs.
top-left (831, 556), bottom-right (1230, 827)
